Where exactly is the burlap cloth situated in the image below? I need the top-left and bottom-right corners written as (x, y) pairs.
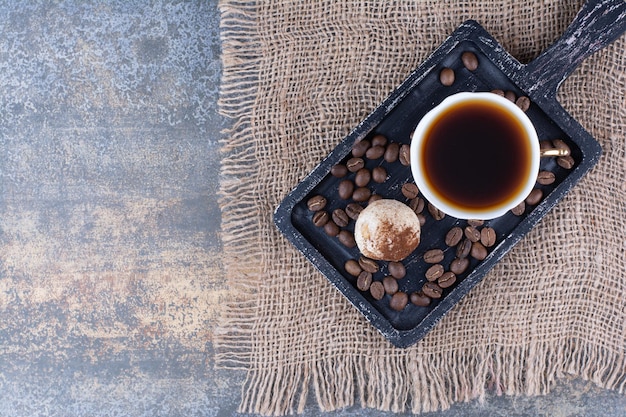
top-left (216, 0), bottom-right (626, 414)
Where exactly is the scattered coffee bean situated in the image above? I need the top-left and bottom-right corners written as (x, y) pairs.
top-left (552, 139), bottom-right (571, 155)
top-left (369, 281), bottom-right (385, 300)
top-left (359, 256), bottom-right (379, 273)
top-left (425, 264), bottom-right (444, 281)
top-left (461, 51), bottom-right (479, 71)
top-left (417, 214), bottom-right (426, 226)
top-left (366, 145), bottom-right (386, 160)
top-left (368, 194), bottom-right (383, 203)
top-left (372, 166), bottom-right (387, 183)
top-left (423, 249), bottom-right (444, 264)
top-left (384, 142), bottom-right (399, 163)
top-left (331, 164), bottom-right (348, 178)
top-left (399, 144), bottom-right (411, 166)
top-left (388, 261), bottom-right (406, 279)
top-left (470, 241), bottom-right (488, 260)
top-left (557, 155), bottom-right (575, 169)
top-left (345, 203), bottom-right (363, 220)
top-left (354, 168), bottom-right (371, 187)
top-left (437, 271), bottom-right (457, 288)
top-left (445, 226), bottom-right (463, 247)
top-left (307, 195), bottom-right (327, 211)
top-left (428, 203), bottom-right (445, 220)
top-left (537, 170), bottom-right (556, 185)
top-left (338, 230), bottom-right (356, 248)
top-left (490, 89), bottom-right (505, 96)
top-left (539, 140), bottom-right (553, 151)
top-left (480, 227), bottom-right (496, 247)
top-left (422, 282), bottom-right (443, 299)
top-left (338, 179), bottom-right (354, 199)
top-left (439, 67), bottom-right (455, 86)
top-left (346, 157), bottom-right (365, 173)
top-left (356, 271), bottom-right (373, 291)
top-left (410, 291), bottom-right (431, 307)
top-left (389, 291), bottom-right (409, 311)
top-left (409, 197), bottom-right (425, 214)
top-left (515, 96), bottom-right (531, 112)
top-left (511, 201), bottom-right (525, 216)
top-left (456, 238), bottom-right (472, 258)
top-left (352, 187), bottom-right (372, 202)
top-left (383, 276), bottom-right (399, 295)
top-left (450, 257), bottom-right (470, 274)
top-left (464, 226), bottom-right (481, 242)
top-left (525, 188), bottom-right (543, 206)
top-left (332, 208), bottom-right (349, 227)
top-left (351, 139), bottom-right (370, 158)
top-left (323, 220), bottom-right (339, 237)
top-left (467, 219), bottom-right (484, 227)
top-left (401, 183), bottom-right (419, 199)
top-left (312, 210), bottom-right (330, 227)
top-left (504, 90), bottom-right (516, 102)
top-left (345, 259), bottom-right (362, 277)
top-left (371, 134), bottom-right (387, 147)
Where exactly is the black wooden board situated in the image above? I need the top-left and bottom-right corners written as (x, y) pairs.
top-left (274, 0), bottom-right (626, 347)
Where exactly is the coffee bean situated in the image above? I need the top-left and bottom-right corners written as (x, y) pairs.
top-left (383, 276), bottom-right (398, 295)
top-left (539, 140), bottom-right (553, 151)
top-left (354, 168), bottom-right (371, 187)
top-left (352, 187), bottom-right (371, 202)
top-left (346, 157), bottom-right (365, 173)
top-left (368, 194), bottom-right (382, 203)
top-left (402, 183), bottom-right (419, 199)
top-left (371, 134), bottom-right (388, 147)
top-left (439, 67), bottom-right (455, 86)
top-left (428, 203), bottom-right (445, 220)
top-left (425, 264), bottom-right (444, 281)
top-left (359, 256), bottom-right (379, 273)
top-left (423, 249), bottom-right (444, 264)
top-left (323, 220), bottom-right (339, 237)
top-left (399, 144), bottom-right (411, 166)
top-left (338, 180), bottom-right (354, 199)
top-left (369, 281), bottom-right (385, 300)
top-left (537, 170), bottom-right (556, 185)
top-left (470, 241), bottom-right (488, 260)
top-left (372, 166), bottom-right (387, 183)
top-left (365, 145), bottom-right (385, 160)
top-left (389, 291), bottom-right (409, 311)
top-left (345, 203), bottom-right (363, 220)
top-left (345, 259), bottom-right (362, 277)
top-left (422, 282), bottom-right (443, 298)
top-left (557, 155), bottom-right (575, 169)
top-left (552, 139), bottom-right (571, 155)
top-left (384, 142), bottom-right (399, 163)
top-left (525, 188), bottom-right (543, 206)
top-left (437, 271), bottom-right (457, 288)
top-left (312, 210), bottom-right (329, 227)
top-left (332, 208), bottom-right (349, 227)
top-left (410, 291), bottom-right (431, 307)
top-left (511, 201), bottom-right (525, 216)
top-left (409, 197), bottom-right (425, 214)
top-left (356, 271), bottom-right (373, 291)
top-left (331, 164), bottom-right (348, 178)
top-left (417, 214), bottom-right (426, 226)
top-left (445, 226), bottom-right (463, 247)
top-left (516, 96), bottom-right (531, 112)
top-left (490, 89), bottom-right (505, 97)
top-left (352, 139), bottom-right (370, 158)
top-left (480, 227), bottom-right (496, 247)
top-left (338, 230), bottom-right (356, 248)
top-left (456, 238), bottom-right (472, 258)
top-left (504, 90), bottom-right (516, 102)
top-left (467, 219), bottom-right (484, 227)
top-left (450, 257), bottom-right (469, 274)
top-left (307, 195), bottom-right (327, 211)
top-left (461, 51), bottom-right (479, 71)
top-left (464, 226), bottom-right (481, 242)
top-left (388, 261), bottom-right (406, 279)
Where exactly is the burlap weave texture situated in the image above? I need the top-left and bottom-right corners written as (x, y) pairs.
top-left (217, 0), bottom-right (626, 415)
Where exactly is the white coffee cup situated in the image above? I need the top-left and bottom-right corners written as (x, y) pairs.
top-left (409, 92), bottom-right (540, 220)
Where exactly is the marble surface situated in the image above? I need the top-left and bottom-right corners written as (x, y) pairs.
top-left (0, 1), bottom-right (624, 416)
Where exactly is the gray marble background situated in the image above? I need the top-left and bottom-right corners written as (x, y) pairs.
top-left (0, 1), bottom-right (624, 416)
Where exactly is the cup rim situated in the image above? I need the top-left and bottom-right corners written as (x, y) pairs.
top-left (409, 92), bottom-right (540, 220)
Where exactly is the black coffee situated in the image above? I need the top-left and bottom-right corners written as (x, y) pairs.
top-left (420, 99), bottom-right (532, 211)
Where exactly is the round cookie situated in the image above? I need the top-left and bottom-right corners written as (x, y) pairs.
top-left (354, 199), bottom-right (421, 262)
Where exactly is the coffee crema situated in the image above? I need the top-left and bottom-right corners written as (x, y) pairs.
top-left (419, 98), bottom-right (534, 212)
